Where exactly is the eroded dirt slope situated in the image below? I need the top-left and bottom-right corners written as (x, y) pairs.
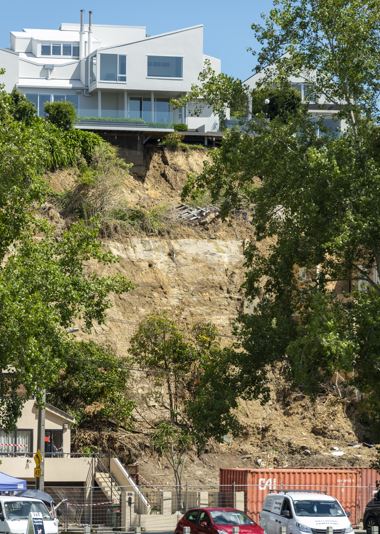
top-left (49, 146), bottom-right (377, 485)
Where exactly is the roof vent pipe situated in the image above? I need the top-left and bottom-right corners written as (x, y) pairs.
top-left (79, 9), bottom-right (85, 59)
top-left (88, 10), bottom-right (93, 55)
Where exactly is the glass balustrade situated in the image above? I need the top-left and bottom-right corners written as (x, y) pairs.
top-left (76, 107), bottom-right (175, 128)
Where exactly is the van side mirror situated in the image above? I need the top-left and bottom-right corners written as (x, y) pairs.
top-left (0, 511), bottom-right (4, 521)
top-left (282, 510), bottom-right (291, 519)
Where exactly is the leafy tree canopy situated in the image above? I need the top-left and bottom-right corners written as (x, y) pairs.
top-left (0, 79), bottom-right (133, 429)
top-left (129, 315), bottom-right (239, 491)
top-left (49, 340), bottom-right (134, 427)
top-left (172, 59), bottom-right (248, 124)
top-left (182, 0), bottom-right (380, 434)
top-left (45, 101), bottom-right (76, 130)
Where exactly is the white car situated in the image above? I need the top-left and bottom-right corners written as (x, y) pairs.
top-left (260, 491), bottom-right (354, 534)
top-left (0, 497), bottom-right (59, 534)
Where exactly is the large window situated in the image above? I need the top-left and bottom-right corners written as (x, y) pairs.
top-left (45, 429), bottom-right (63, 457)
top-left (0, 430), bottom-right (32, 455)
top-left (155, 98), bottom-right (171, 122)
top-left (41, 42), bottom-right (79, 57)
top-left (312, 115), bottom-right (341, 138)
top-left (129, 97), bottom-right (151, 121)
top-left (291, 82), bottom-right (316, 103)
top-left (90, 55), bottom-right (97, 84)
top-left (129, 97), bottom-right (171, 124)
top-left (100, 54), bottom-right (127, 82)
top-left (25, 93), bottom-right (79, 116)
top-left (147, 56), bottom-right (183, 78)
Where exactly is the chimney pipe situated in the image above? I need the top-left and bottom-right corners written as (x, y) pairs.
top-left (88, 10), bottom-right (93, 55)
top-left (80, 9), bottom-right (84, 33)
top-left (79, 9), bottom-right (86, 83)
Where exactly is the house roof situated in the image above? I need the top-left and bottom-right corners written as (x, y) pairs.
top-left (97, 24), bottom-right (204, 54)
top-left (45, 403), bottom-right (75, 424)
top-left (12, 29), bottom-right (81, 41)
top-left (17, 78), bottom-right (84, 89)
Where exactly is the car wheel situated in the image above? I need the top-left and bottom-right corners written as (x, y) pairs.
top-left (365, 516), bottom-right (378, 532)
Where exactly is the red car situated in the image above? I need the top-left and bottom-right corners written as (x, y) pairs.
top-left (175, 507), bottom-right (264, 534)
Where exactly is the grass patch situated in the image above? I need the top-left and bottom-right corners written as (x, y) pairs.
top-left (102, 204), bottom-right (170, 236)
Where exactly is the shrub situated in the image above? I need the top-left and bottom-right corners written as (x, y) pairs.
top-left (173, 123), bottom-right (188, 132)
top-left (64, 129), bottom-right (103, 165)
top-left (45, 101), bottom-right (76, 130)
top-left (161, 132), bottom-right (184, 149)
top-left (107, 205), bottom-right (169, 235)
top-left (9, 89), bottom-right (37, 125)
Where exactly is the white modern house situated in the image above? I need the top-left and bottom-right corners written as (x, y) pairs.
top-left (0, 11), bottom-right (220, 132)
top-left (244, 69), bottom-right (342, 136)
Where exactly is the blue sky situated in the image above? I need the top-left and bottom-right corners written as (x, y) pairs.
top-left (0, 0), bottom-right (273, 80)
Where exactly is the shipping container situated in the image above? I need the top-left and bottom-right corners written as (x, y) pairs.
top-left (219, 468), bottom-right (379, 527)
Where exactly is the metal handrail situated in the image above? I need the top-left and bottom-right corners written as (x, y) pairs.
top-left (96, 456), bottom-right (121, 504)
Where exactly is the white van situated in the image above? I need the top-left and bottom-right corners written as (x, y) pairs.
top-left (0, 497), bottom-right (59, 534)
top-left (260, 491), bottom-right (354, 534)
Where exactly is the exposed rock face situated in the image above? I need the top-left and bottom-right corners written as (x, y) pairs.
top-left (93, 237), bottom-right (245, 353)
top-left (51, 146), bottom-right (377, 483)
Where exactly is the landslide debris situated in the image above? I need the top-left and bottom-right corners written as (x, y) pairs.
top-left (47, 145), bottom-right (377, 486)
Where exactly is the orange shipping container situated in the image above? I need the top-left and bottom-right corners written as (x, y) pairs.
top-left (219, 468), bottom-right (379, 527)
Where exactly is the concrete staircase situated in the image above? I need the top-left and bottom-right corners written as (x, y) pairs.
top-left (94, 471), bottom-right (121, 504)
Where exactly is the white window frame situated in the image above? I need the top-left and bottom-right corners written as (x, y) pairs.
top-left (99, 53), bottom-right (127, 83)
top-left (40, 42), bottom-right (79, 58)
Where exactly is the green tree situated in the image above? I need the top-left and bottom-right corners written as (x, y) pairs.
top-left (49, 340), bottom-right (134, 427)
top-left (45, 101), bottom-right (76, 130)
top-left (182, 0), bottom-right (380, 433)
top-left (251, 82), bottom-right (303, 122)
top-left (129, 315), bottom-right (238, 505)
top-left (172, 59), bottom-right (248, 126)
top-left (9, 89), bottom-right (37, 124)
top-left (0, 82), bottom-right (133, 429)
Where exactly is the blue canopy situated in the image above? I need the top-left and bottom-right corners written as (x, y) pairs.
top-left (0, 472), bottom-right (26, 491)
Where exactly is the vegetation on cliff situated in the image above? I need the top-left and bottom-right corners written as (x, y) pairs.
top-left (182, 0), bottom-right (380, 436)
top-left (0, 83), bottom-right (132, 429)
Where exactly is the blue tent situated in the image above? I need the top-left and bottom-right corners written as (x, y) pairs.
top-left (0, 472), bottom-right (26, 491)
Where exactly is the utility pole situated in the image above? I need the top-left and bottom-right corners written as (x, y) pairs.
top-left (34, 328), bottom-right (78, 491)
top-left (36, 391), bottom-right (46, 491)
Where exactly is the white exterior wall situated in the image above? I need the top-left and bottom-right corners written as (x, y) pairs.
top-left (0, 457), bottom-right (92, 483)
top-left (187, 103), bottom-right (219, 132)
top-left (0, 49), bottom-right (19, 91)
top-left (92, 26), bottom-right (204, 92)
top-left (60, 23), bottom-right (146, 48)
top-left (15, 400), bottom-right (72, 455)
top-left (245, 70), bottom-right (329, 105)
top-left (18, 58), bottom-right (81, 85)
top-left (1, 21), bottom-right (221, 131)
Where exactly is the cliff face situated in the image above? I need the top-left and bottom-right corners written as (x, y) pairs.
top-left (102, 237), bottom-right (245, 352)
top-left (51, 146), bottom-right (377, 485)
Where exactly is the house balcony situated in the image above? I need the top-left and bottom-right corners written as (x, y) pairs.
top-left (76, 107), bottom-right (176, 131)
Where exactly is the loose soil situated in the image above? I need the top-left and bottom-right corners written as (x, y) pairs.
top-left (49, 146), bottom-right (378, 487)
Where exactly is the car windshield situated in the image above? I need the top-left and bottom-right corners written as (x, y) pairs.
top-left (210, 511), bottom-right (254, 525)
top-left (4, 501), bottom-right (51, 520)
top-left (293, 500), bottom-right (345, 517)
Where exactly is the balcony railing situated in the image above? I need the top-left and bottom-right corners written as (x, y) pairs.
top-left (76, 108), bottom-right (176, 129)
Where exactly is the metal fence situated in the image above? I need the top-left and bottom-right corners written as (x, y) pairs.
top-left (45, 482), bottom-right (377, 530)
top-left (46, 486), bottom-right (122, 529)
